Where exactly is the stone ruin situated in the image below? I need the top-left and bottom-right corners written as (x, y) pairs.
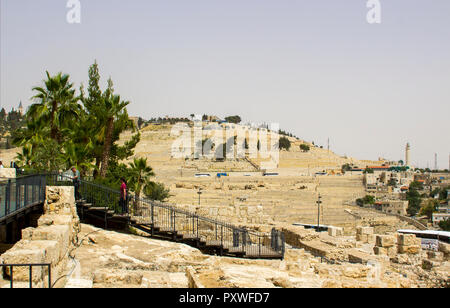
top-left (0, 186), bottom-right (80, 288)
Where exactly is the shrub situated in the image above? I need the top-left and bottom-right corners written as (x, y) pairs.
top-left (300, 144), bottom-right (310, 152)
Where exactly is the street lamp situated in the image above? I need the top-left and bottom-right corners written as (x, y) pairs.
top-left (316, 194), bottom-right (322, 232)
top-left (197, 188), bottom-right (203, 206)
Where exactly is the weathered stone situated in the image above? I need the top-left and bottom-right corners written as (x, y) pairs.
top-left (397, 233), bottom-right (416, 246)
top-left (356, 234), bottom-right (368, 243)
top-left (38, 216), bottom-right (54, 226)
top-left (328, 227), bottom-right (343, 237)
top-left (422, 259), bottom-right (439, 271)
top-left (397, 245), bottom-right (420, 255)
top-left (427, 251), bottom-right (444, 261)
top-left (348, 249), bottom-right (376, 265)
top-left (374, 246), bottom-right (387, 255)
top-left (0, 248), bottom-right (46, 282)
top-left (342, 265), bottom-right (370, 279)
top-left (93, 270), bottom-right (143, 285)
top-left (390, 254), bottom-right (412, 265)
top-left (186, 267), bottom-right (205, 288)
top-left (375, 235), bottom-right (395, 248)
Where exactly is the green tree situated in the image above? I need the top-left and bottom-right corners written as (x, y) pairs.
top-left (357, 195), bottom-right (376, 206)
top-left (29, 71), bottom-right (80, 142)
top-left (409, 181), bottom-right (424, 191)
top-left (300, 144), bottom-right (310, 152)
top-left (224, 115), bottom-right (241, 124)
top-left (419, 199), bottom-right (438, 221)
top-left (279, 136), bottom-right (291, 151)
top-left (13, 63), bottom-right (140, 178)
top-left (406, 188), bottom-right (422, 216)
top-left (143, 181), bottom-right (171, 202)
top-left (98, 91), bottom-right (130, 177)
top-left (127, 157), bottom-right (155, 200)
top-left (438, 218), bottom-right (450, 231)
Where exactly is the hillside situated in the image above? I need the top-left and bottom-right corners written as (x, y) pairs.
top-left (115, 123), bottom-right (406, 233)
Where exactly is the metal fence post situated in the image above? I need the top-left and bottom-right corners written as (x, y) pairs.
top-left (10, 266), bottom-right (13, 289)
top-left (151, 203), bottom-right (154, 236)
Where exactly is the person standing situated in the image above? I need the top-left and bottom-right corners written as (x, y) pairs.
top-left (120, 178), bottom-right (128, 215)
top-left (71, 166), bottom-right (81, 200)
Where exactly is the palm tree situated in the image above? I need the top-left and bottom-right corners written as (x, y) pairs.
top-left (98, 93), bottom-right (130, 177)
top-left (127, 157), bottom-right (155, 200)
top-left (16, 145), bottom-right (33, 168)
top-left (29, 71), bottom-right (80, 142)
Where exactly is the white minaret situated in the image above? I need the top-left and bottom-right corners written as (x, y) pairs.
top-left (405, 143), bottom-right (411, 167)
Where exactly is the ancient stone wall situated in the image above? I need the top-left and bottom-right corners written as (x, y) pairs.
top-left (0, 186), bottom-right (80, 288)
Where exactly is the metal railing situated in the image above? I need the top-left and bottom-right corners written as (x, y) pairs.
top-left (45, 172), bottom-right (285, 259)
top-left (0, 174), bottom-right (46, 222)
top-left (1, 263), bottom-right (52, 288)
top-left (133, 197), bottom-right (285, 258)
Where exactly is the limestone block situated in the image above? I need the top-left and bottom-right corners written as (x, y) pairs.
top-left (44, 186), bottom-right (76, 216)
top-left (1, 249), bottom-right (46, 282)
top-left (375, 235), bottom-right (395, 248)
top-left (328, 227), bottom-right (343, 237)
top-left (397, 245), bottom-right (420, 255)
top-left (373, 247), bottom-right (387, 255)
top-left (20, 240), bottom-right (59, 265)
top-left (361, 227), bottom-right (374, 235)
top-left (356, 234), bottom-right (368, 243)
top-left (348, 249), bottom-right (376, 265)
top-left (397, 233), bottom-right (416, 246)
top-left (21, 227), bottom-right (35, 240)
top-left (186, 267), bottom-right (205, 288)
top-left (390, 254), bottom-right (412, 265)
top-left (38, 216), bottom-right (54, 226)
top-left (387, 247), bottom-right (397, 257)
top-left (28, 225), bottom-right (70, 262)
top-left (356, 227), bottom-right (373, 235)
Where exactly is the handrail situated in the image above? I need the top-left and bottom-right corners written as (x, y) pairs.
top-left (0, 174), bottom-right (46, 222)
top-left (0, 263), bottom-right (52, 288)
top-left (45, 172), bottom-right (285, 259)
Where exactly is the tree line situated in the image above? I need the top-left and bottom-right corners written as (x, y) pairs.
top-left (11, 61), bottom-right (169, 202)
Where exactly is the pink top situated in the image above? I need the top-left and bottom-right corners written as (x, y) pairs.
top-left (120, 182), bottom-right (127, 198)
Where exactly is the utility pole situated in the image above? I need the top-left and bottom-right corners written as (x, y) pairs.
top-left (316, 194), bottom-right (322, 232)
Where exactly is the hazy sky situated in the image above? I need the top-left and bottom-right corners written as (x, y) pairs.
top-left (1, 0), bottom-right (449, 168)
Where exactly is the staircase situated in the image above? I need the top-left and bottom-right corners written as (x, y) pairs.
top-left (48, 174), bottom-right (285, 260)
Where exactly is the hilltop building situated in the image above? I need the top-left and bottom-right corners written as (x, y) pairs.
top-left (18, 102), bottom-right (24, 115)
